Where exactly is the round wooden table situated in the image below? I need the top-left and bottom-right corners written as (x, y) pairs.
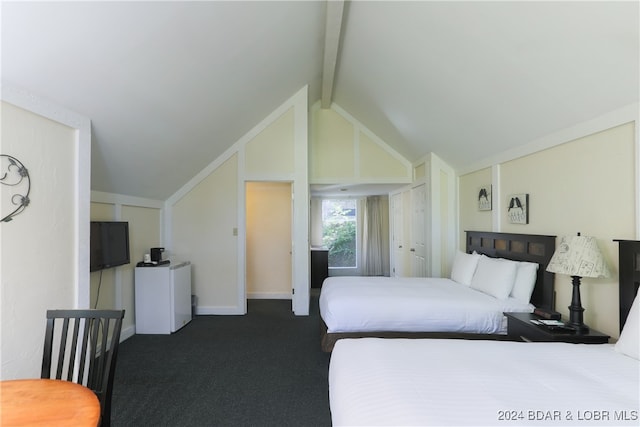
top-left (0, 379), bottom-right (100, 426)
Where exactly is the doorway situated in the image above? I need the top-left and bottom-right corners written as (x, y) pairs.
top-left (245, 182), bottom-right (293, 307)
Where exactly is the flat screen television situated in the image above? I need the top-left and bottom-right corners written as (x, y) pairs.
top-left (90, 221), bottom-right (130, 272)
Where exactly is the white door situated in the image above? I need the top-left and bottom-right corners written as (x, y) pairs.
top-left (411, 184), bottom-right (427, 277)
top-left (391, 192), bottom-right (404, 277)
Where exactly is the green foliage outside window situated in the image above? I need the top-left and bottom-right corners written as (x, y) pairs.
top-left (322, 200), bottom-right (356, 268)
top-left (323, 220), bottom-right (356, 267)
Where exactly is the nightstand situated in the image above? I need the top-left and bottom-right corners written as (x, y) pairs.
top-left (504, 312), bottom-right (610, 344)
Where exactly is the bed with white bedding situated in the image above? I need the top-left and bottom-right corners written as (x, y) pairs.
top-left (328, 240), bottom-right (640, 426)
top-left (320, 276), bottom-right (534, 334)
top-left (329, 337), bottom-right (639, 426)
top-left (319, 231), bottom-right (557, 351)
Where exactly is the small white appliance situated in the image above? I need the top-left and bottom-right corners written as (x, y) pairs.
top-left (134, 261), bottom-right (192, 334)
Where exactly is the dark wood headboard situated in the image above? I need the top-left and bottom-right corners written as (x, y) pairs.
top-left (466, 231), bottom-right (556, 310)
top-left (614, 240), bottom-right (640, 332)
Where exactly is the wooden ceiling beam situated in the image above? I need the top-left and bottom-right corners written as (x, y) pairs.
top-left (321, 0), bottom-right (345, 109)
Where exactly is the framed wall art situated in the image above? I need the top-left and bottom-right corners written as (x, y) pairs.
top-left (507, 193), bottom-right (529, 224)
top-left (477, 185), bottom-right (492, 211)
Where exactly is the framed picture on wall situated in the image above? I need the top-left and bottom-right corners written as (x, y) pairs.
top-left (477, 185), bottom-right (492, 211)
top-left (507, 193), bottom-right (529, 224)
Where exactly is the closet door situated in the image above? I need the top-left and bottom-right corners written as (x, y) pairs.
top-left (410, 184), bottom-right (427, 277)
top-left (391, 192), bottom-right (404, 277)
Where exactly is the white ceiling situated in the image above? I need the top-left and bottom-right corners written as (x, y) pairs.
top-left (2, 1), bottom-right (638, 200)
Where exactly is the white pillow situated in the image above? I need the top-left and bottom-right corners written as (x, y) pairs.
top-left (615, 293), bottom-right (639, 360)
top-left (470, 255), bottom-right (518, 299)
top-left (450, 251), bottom-right (481, 286)
top-left (510, 261), bottom-right (539, 304)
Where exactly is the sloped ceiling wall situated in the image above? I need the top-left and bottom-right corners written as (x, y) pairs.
top-left (2, 1), bottom-right (638, 200)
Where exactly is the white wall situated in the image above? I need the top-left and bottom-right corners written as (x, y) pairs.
top-left (309, 102), bottom-right (412, 185)
top-left (425, 153), bottom-right (457, 277)
top-left (458, 167), bottom-right (493, 248)
top-left (459, 105), bottom-right (639, 338)
top-left (1, 89), bottom-right (90, 380)
top-left (167, 87), bottom-right (309, 315)
top-left (90, 192), bottom-right (164, 340)
top-left (171, 154), bottom-right (240, 314)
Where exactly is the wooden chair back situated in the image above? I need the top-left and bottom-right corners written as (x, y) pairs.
top-left (41, 309), bottom-right (125, 427)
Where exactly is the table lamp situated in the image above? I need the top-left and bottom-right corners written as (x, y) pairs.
top-left (546, 233), bottom-right (611, 332)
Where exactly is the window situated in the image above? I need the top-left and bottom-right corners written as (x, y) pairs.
top-left (321, 199), bottom-right (357, 268)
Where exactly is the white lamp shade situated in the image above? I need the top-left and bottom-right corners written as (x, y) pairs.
top-left (546, 235), bottom-right (611, 278)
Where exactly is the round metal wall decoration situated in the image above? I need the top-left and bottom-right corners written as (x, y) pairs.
top-left (1, 154), bottom-right (31, 222)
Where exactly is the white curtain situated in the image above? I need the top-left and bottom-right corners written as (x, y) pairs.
top-left (361, 196), bottom-right (390, 276)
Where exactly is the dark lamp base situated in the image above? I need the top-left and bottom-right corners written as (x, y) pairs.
top-left (568, 275), bottom-right (589, 334)
top-left (566, 322), bottom-right (589, 334)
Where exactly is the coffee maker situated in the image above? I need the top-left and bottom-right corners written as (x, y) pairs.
top-left (150, 247), bottom-right (168, 264)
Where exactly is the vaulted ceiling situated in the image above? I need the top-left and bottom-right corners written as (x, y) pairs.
top-left (2, 1), bottom-right (638, 200)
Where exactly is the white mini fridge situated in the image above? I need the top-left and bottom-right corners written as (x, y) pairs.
top-left (134, 261), bottom-right (192, 334)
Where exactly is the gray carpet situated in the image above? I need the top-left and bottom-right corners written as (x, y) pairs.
top-left (111, 296), bottom-right (331, 426)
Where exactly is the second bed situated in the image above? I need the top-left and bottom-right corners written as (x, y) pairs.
top-left (319, 231), bottom-right (557, 351)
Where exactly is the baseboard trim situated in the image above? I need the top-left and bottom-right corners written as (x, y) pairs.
top-left (120, 324), bottom-right (135, 342)
top-left (197, 305), bottom-right (245, 315)
top-left (247, 292), bottom-right (292, 300)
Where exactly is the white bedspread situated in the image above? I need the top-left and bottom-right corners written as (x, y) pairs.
top-left (329, 338), bottom-right (640, 426)
top-left (319, 276), bottom-right (533, 334)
